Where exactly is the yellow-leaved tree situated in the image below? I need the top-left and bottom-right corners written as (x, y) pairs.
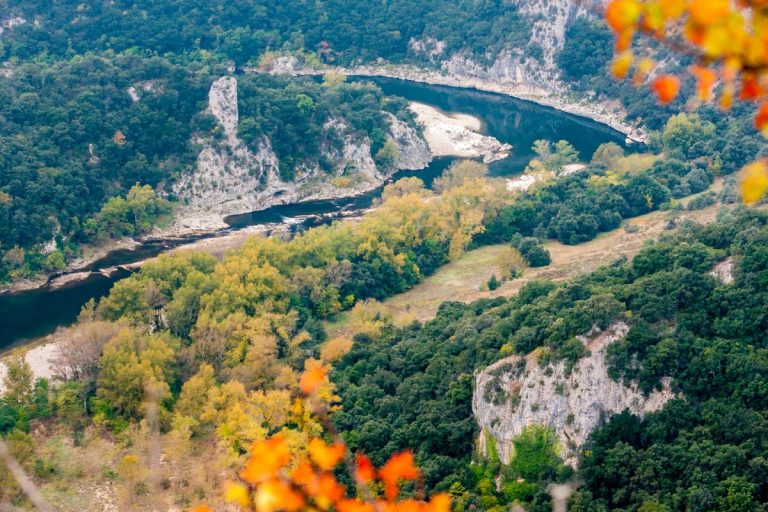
top-left (192, 366), bottom-right (451, 512)
top-left (604, 0), bottom-right (768, 203)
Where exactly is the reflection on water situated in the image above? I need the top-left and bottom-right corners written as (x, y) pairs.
top-left (0, 79), bottom-right (628, 349)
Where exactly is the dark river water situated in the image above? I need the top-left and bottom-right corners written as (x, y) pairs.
top-left (0, 77), bottom-right (628, 350)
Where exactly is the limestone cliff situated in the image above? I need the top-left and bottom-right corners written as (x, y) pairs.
top-left (171, 76), bottom-right (430, 229)
top-left (412, 0), bottom-right (607, 93)
top-left (266, 0), bottom-right (645, 142)
top-left (473, 321), bottom-right (674, 467)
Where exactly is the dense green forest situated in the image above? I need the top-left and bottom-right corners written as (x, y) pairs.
top-left (333, 207), bottom-right (768, 511)
top-left (0, 55), bottom-right (212, 277)
top-left (480, 109), bottom-right (762, 246)
top-left (1, 0), bottom-right (530, 66)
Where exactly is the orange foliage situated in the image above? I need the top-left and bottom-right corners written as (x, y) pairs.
top-left (195, 368), bottom-right (452, 512)
top-left (241, 435), bottom-right (292, 485)
top-left (605, 0), bottom-right (768, 203)
top-left (299, 365), bottom-right (327, 395)
top-left (307, 438), bottom-right (346, 471)
top-left (379, 451), bottom-right (421, 500)
top-left (355, 454), bottom-right (376, 484)
top-left (650, 75), bottom-right (680, 103)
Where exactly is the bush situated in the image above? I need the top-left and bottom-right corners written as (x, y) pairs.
top-left (513, 237), bottom-right (551, 267)
top-left (687, 192), bottom-right (718, 211)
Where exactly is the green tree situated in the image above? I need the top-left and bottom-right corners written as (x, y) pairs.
top-left (591, 142), bottom-right (624, 169)
top-left (662, 113), bottom-right (716, 160)
top-left (374, 139), bottom-right (400, 170)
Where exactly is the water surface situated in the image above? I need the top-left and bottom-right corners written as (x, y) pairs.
top-left (0, 78), bottom-right (627, 349)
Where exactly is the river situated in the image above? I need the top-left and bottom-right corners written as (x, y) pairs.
top-left (0, 77), bottom-right (628, 350)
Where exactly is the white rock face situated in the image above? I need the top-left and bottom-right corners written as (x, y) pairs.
top-left (710, 257), bottom-right (735, 285)
top-left (172, 76), bottom-right (430, 230)
top-left (0, 16), bottom-right (26, 35)
top-left (388, 112), bottom-right (431, 169)
top-left (430, 0), bottom-right (607, 93)
top-left (473, 321), bottom-right (675, 467)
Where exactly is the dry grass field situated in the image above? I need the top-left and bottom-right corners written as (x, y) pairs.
top-left (339, 178), bottom-right (732, 329)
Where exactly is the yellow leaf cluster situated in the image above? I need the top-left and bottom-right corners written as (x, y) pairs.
top-left (604, 0), bottom-right (768, 203)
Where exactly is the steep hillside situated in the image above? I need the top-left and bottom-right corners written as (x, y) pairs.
top-left (333, 207), bottom-right (768, 510)
top-left (171, 75), bottom-right (430, 230)
top-left (0, 58), bottom-right (427, 283)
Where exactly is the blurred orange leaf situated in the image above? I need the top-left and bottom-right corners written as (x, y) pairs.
top-left (755, 103), bottom-right (768, 134)
top-left (605, 0), bottom-right (642, 32)
top-left (690, 65), bottom-right (716, 101)
top-left (255, 479), bottom-right (305, 512)
top-left (379, 451), bottom-right (420, 500)
top-left (308, 438), bottom-right (346, 471)
top-left (650, 75), bottom-right (680, 103)
top-left (241, 434), bottom-right (291, 485)
top-left (224, 481), bottom-right (252, 508)
top-left (688, 0), bottom-right (729, 26)
top-left (355, 453), bottom-right (376, 484)
top-left (337, 499), bottom-right (376, 512)
top-left (742, 161), bottom-right (768, 204)
top-left (300, 366), bottom-right (327, 395)
top-left (612, 51), bottom-right (634, 78)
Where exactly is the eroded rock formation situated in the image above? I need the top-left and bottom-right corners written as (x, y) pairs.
top-left (172, 76), bottom-right (430, 230)
top-left (473, 321), bottom-right (675, 467)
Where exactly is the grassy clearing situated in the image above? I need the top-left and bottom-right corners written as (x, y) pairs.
top-left (325, 177), bottom-right (733, 331)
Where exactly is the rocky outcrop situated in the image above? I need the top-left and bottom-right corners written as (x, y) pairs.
top-left (0, 16), bottom-right (26, 35)
top-left (473, 321), bottom-right (674, 467)
top-left (413, 0), bottom-right (607, 94)
top-left (388, 112), bottom-right (431, 169)
top-left (710, 257), bottom-right (735, 285)
top-left (261, 0), bottom-right (645, 143)
top-left (171, 76), bottom-right (430, 230)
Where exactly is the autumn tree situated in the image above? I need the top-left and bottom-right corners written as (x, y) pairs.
top-left (96, 329), bottom-right (179, 420)
top-left (433, 159), bottom-right (489, 192)
top-left (604, 0), bottom-right (768, 203)
top-left (2, 355), bottom-right (33, 406)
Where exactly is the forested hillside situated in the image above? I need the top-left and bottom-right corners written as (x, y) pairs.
top-left (0, 56), bottom-right (210, 263)
top-left (5, 1), bottom-right (768, 511)
top-left (0, 57), bottom-right (416, 282)
top-left (334, 207), bottom-right (768, 511)
top-left (0, 0), bottom-right (656, 283)
top-left (1, 0), bottom-right (530, 65)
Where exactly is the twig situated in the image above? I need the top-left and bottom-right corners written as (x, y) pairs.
top-left (0, 439), bottom-right (53, 512)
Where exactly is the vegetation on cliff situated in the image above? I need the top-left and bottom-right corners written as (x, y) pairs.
top-left (0, 57), bottom-right (415, 282)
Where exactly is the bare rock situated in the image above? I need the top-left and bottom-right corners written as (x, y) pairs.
top-left (409, 102), bottom-right (511, 163)
top-left (710, 257), bottom-right (735, 285)
top-left (473, 321), bottom-right (675, 467)
top-left (172, 76), bottom-right (431, 230)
